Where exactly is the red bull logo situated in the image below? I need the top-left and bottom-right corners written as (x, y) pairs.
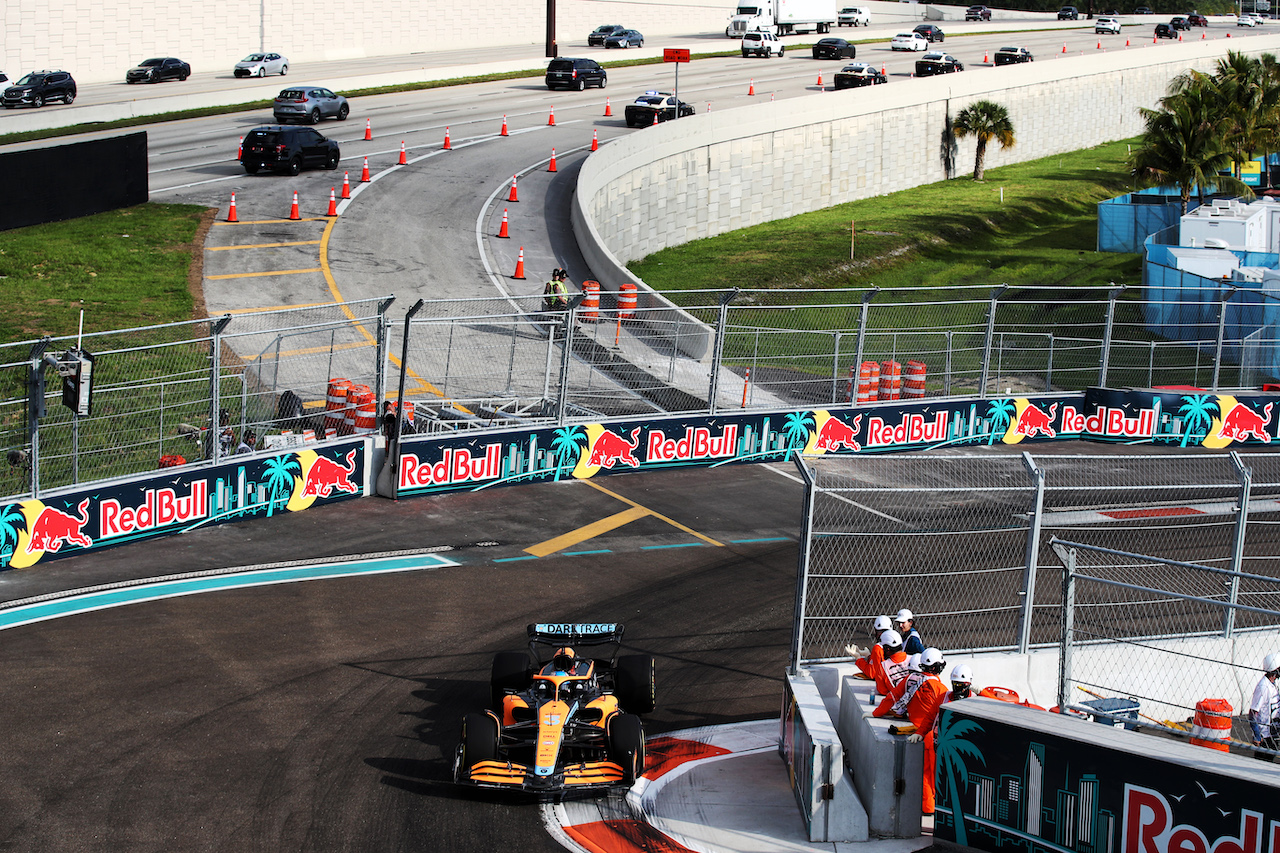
top-left (1013, 403), bottom-right (1058, 439)
top-left (646, 425), bottom-right (738, 462)
top-left (400, 444), bottom-right (502, 488)
top-left (100, 481), bottom-right (210, 540)
top-left (26, 498), bottom-right (92, 554)
top-left (301, 448), bottom-right (360, 498)
top-left (814, 415), bottom-right (862, 452)
top-left (587, 426), bottom-right (642, 469)
top-left (1218, 402), bottom-right (1273, 443)
top-left (866, 412), bottom-right (947, 447)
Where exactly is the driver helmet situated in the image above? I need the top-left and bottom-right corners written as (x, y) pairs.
top-left (552, 646), bottom-right (576, 672)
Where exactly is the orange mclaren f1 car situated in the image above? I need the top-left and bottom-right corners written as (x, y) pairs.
top-left (453, 623), bottom-right (655, 797)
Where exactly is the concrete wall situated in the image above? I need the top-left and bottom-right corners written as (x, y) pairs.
top-left (572, 36), bottom-right (1280, 292)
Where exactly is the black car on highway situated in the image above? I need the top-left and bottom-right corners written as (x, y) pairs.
top-left (965, 5), bottom-right (993, 20)
top-left (1058, 5), bottom-right (1080, 18)
top-left (545, 57), bottom-right (607, 90)
top-left (833, 62), bottom-right (887, 88)
top-left (624, 91), bottom-right (693, 127)
top-left (812, 38), bottom-right (857, 59)
top-left (2, 70), bottom-right (76, 108)
top-left (1154, 22), bottom-right (1177, 37)
top-left (1170, 16), bottom-right (1192, 29)
top-left (588, 24), bottom-right (626, 46)
top-left (240, 125), bottom-right (341, 175)
top-left (125, 57), bottom-right (191, 84)
top-left (913, 23), bottom-right (945, 41)
top-left (915, 52), bottom-right (963, 76)
top-left (993, 45), bottom-right (1034, 64)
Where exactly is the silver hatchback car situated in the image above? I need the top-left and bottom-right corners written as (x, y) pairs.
top-left (234, 52), bottom-right (288, 78)
top-left (273, 87), bottom-right (349, 123)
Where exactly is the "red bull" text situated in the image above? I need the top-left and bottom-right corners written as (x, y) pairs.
top-left (26, 498), bottom-right (92, 554)
top-left (587, 427), bottom-right (642, 469)
top-left (302, 448), bottom-right (361, 497)
top-left (1122, 784), bottom-right (1274, 853)
top-left (646, 425), bottom-right (738, 462)
top-left (100, 481), bottom-right (210, 540)
top-left (1061, 404), bottom-right (1154, 439)
top-left (865, 412), bottom-right (945, 447)
top-left (400, 444), bottom-right (502, 488)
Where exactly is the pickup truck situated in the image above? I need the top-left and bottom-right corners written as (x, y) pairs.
top-left (624, 91), bottom-right (695, 127)
top-left (838, 6), bottom-right (870, 26)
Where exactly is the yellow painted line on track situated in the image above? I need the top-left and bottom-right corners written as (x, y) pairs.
top-left (207, 267), bottom-right (322, 280)
top-left (222, 301), bottom-right (336, 314)
top-left (524, 506), bottom-right (650, 558)
top-left (208, 240), bottom-right (322, 251)
top-left (250, 340), bottom-right (374, 361)
top-left (524, 481), bottom-right (724, 557)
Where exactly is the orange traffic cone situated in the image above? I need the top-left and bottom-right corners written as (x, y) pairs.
top-left (326, 187), bottom-right (338, 216)
top-left (604, 97), bottom-right (612, 116)
top-left (227, 193), bottom-right (238, 223)
top-left (881, 64), bottom-right (886, 75)
top-left (443, 127), bottom-right (451, 150)
top-left (549, 148), bottom-right (557, 172)
top-left (237, 136), bottom-right (242, 159)
top-left (983, 51), bottom-right (988, 62)
top-left (364, 119), bottom-right (372, 140)
top-left (1126, 37), bottom-right (1131, 45)
top-left (513, 247), bottom-right (526, 279)
top-left (548, 106), bottom-right (556, 126)
top-left (591, 128), bottom-right (599, 151)
top-left (652, 110), bottom-right (659, 126)
top-left (341, 172), bottom-right (351, 199)
top-left (498, 208), bottom-right (510, 238)
top-left (361, 156), bottom-right (371, 182)
top-left (289, 191), bottom-right (301, 221)
top-left (1062, 42), bottom-right (1068, 52)
top-left (770, 92), bottom-right (775, 102)
top-left (1201, 31), bottom-right (1205, 38)
top-left (1178, 33), bottom-right (1182, 40)
top-left (398, 141), bottom-right (407, 165)
top-left (501, 115), bottom-right (509, 136)
top-left (1153, 33), bottom-right (1158, 42)
top-left (817, 70), bottom-right (824, 87)
top-left (509, 174), bottom-right (519, 202)
top-left (1097, 40), bottom-right (1102, 48)
top-left (748, 78), bottom-right (755, 95)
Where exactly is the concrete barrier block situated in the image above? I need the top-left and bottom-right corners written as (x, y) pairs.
top-left (838, 674), bottom-right (925, 838)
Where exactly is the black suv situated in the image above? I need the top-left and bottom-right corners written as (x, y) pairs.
top-left (2, 70), bottom-right (76, 108)
top-left (1057, 5), bottom-right (1079, 17)
top-left (545, 57), bottom-right (607, 90)
top-left (240, 126), bottom-right (341, 175)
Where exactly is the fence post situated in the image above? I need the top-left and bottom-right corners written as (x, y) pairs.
top-left (209, 316), bottom-right (232, 465)
top-left (1213, 286), bottom-right (1236, 391)
top-left (390, 299), bottom-right (425, 501)
top-left (852, 286), bottom-right (879, 390)
top-left (555, 294), bottom-right (586, 425)
top-left (26, 338), bottom-right (52, 499)
top-left (831, 332), bottom-right (842, 404)
top-left (1225, 451), bottom-right (1252, 638)
top-left (1055, 541), bottom-right (1076, 714)
top-left (1045, 333), bottom-right (1054, 393)
top-left (708, 288), bottom-right (739, 415)
top-left (945, 330), bottom-right (953, 396)
top-left (1098, 284), bottom-right (1124, 387)
top-left (978, 285), bottom-right (1007, 398)
top-left (790, 449), bottom-right (817, 675)
top-left (1018, 451), bottom-right (1045, 654)
top-left (374, 296), bottom-right (395, 407)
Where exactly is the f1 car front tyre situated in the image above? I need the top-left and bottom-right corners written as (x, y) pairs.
top-left (456, 712), bottom-right (500, 781)
top-left (608, 713), bottom-right (646, 784)
top-left (616, 655), bottom-right (656, 713)
top-left (491, 651), bottom-right (531, 711)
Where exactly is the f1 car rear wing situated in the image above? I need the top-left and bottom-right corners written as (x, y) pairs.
top-left (527, 623), bottom-right (625, 662)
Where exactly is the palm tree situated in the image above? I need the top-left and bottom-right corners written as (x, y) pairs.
top-left (935, 714), bottom-right (986, 847)
top-left (261, 454), bottom-right (301, 515)
top-left (1177, 394), bottom-right (1219, 447)
top-left (985, 398), bottom-right (1016, 445)
top-left (951, 101), bottom-right (1015, 181)
top-left (782, 411), bottom-right (816, 448)
top-left (1130, 76), bottom-right (1252, 213)
top-left (549, 426), bottom-right (587, 480)
top-left (0, 503), bottom-right (26, 567)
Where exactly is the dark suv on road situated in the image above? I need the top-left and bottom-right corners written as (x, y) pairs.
top-left (545, 57), bottom-right (607, 90)
top-left (240, 126), bottom-right (341, 175)
top-left (1058, 5), bottom-right (1080, 18)
top-left (2, 70), bottom-right (76, 108)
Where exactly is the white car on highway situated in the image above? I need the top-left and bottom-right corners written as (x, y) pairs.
top-left (1238, 13), bottom-right (1258, 25)
top-left (890, 32), bottom-right (930, 51)
top-left (1095, 16), bottom-right (1122, 33)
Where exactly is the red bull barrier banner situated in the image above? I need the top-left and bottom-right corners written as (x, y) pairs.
top-left (1081, 387), bottom-right (1280, 448)
top-left (0, 440), bottom-right (367, 570)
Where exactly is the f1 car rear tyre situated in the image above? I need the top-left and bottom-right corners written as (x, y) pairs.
top-left (490, 651), bottom-right (531, 710)
top-left (615, 655), bottom-right (656, 713)
top-left (458, 712), bottom-right (500, 780)
top-left (608, 713), bottom-right (646, 784)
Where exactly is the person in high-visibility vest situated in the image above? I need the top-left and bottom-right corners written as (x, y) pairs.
top-left (543, 267), bottom-right (569, 312)
top-left (872, 630), bottom-right (910, 699)
top-left (847, 615), bottom-right (892, 676)
top-left (889, 648), bottom-right (949, 815)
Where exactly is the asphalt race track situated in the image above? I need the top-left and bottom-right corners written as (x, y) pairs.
top-left (0, 463), bottom-right (802, 851)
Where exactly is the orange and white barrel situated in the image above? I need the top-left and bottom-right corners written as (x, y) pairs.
top-left (878, 360), bottom-right (902, 401)
top-left (325, 378), bottom-right (353, 435)
top-left (1189, 698), bottom-right (1232, 751)
top-left (581, 280), bottom-right (600, 322)
top-left (904, 360), bottom-right (927, 399)
top-left (856, 361), bottom-right (880, 404)
top-left (617, 283), bottom-right (637, 320)
top-left (352, 390), bottom-right (379, 434)
top-left (343, 384), bottom-right (371, 436)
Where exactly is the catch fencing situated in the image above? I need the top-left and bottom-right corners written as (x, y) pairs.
top-left (5, 284), bottom-right (1280, 502)
top-left (789, 451), bottom-right (1280, 675)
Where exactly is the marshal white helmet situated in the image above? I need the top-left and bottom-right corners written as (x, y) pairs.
top-left (880, 629), bottom-right (903, 650)
top-left (907, 653), bottom-right (923, 673)
top-left (950, 663), bottom-right (973, 684)
top-left (874, 615), bottom-right (893, 632)
top-left (921, 647), bottom-right (945, 672)
top-left (1265, 652), bottom-right (1280, 674)
top-left (895, 608), bottom-right (914, 624)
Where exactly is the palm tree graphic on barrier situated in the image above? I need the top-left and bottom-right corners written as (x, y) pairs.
top-left (783, 411), bottom-right (816, 449)
top-left (937, 714), bottom-right (986, 847)
top-left (0, 502), bottom-right (25, 566)
top-left (985, 399), bottom-right (1016, 444)
top-left (1177, 394), bottom-right (1219, 447)
top-left (262, 454), bottom-right (301, 515)
top-left (550, 426), bottom-right (587, 480)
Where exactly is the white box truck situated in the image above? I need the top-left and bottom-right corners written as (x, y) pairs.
top-left (726, 0), bottom-right (838, 36)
